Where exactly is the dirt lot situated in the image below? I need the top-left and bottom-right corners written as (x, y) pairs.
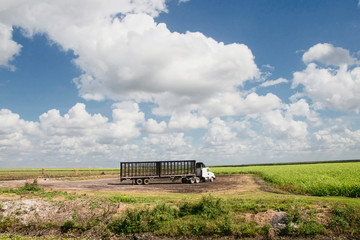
top-left (0, 174), bottom-right (265, 194)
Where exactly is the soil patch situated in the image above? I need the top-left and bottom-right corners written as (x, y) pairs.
top-left (1, 174), bottom-right (261, 195)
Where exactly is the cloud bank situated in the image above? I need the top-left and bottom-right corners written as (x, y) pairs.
top-left (0, 1), bottom-right (359, 167)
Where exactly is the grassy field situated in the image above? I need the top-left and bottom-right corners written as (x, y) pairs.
top-left (212, 162), bottom-right (360, 198)
top-left (0, 168), bottom-right (119, 180)
top-left (1, 162), bottom-right (360, 239)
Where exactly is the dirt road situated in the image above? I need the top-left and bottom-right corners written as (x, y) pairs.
top-left (0, 174), bottom-right (262, 194)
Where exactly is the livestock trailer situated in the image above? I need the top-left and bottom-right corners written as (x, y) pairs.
top-left (120, 160), bottom-right (215, 185)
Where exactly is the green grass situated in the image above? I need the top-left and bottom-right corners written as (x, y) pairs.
top-left (212, 162), bottom-right (360, 198)
top-left (0, 168), bottom-right (119, 180)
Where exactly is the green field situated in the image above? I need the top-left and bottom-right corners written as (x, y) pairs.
top-left (0, 168), bottom-right (119, 180)
top-left (1, 162), bottom-right (360, 239)
top-left (212, 162), bottom-right (360, 198)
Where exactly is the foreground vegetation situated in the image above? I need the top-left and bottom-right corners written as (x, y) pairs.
top-left (1, 162), bottom-right (360, 239)
top-left (0, 181), bottom-right (360, 239)
top-left (212, 162), bottom-right (360, 198)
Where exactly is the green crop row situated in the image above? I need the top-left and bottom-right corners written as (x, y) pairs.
top-left (0, 168), bottom-right (119, 180)
top-left (212, 162), bottom-right (360, 198)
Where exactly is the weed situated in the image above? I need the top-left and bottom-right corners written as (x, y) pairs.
top-left (108, 195), bottom-right (137, 204)
top-left (180, 195), bottom-right (229, 219)
top-left (297, 221), bottom-right (325, 236)
top-left (0, 217), bottom-right (18, 232)
top-left (19, 179), bottom-right (43, 192)
top-left (60, 219), bottom-right (76, 233)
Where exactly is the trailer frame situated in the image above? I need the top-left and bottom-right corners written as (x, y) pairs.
top-left (120, 160), bottom-right (197, 184)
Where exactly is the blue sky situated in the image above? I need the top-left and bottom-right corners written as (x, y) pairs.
top-left (0, 0), bottom-right (360, 168)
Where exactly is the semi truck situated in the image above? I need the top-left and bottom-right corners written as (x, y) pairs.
top-left (120, 160), bottom-right (215, 185)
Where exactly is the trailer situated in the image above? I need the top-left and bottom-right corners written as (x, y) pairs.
top-left (120, 160), bottom-right (215, 185)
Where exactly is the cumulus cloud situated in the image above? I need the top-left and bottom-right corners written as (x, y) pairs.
top-left (143, 118), bottom-right (167, 133)
top-left (0, 23), bottom-right (22, 69)
top-left (292, 63), bottom-right (360, 113)
top-left (302, 43), bottom-right (355, 66)
top-left (0, 109), bottom-right (38, 149)
top-left (313, 125), bottom-right (360, 152)
top-left (169, 113), bottom-right (208, 131)
top-left (286, 99), bottom-right (321, 125)
top-left (260, 110), bottom-right (308, 139)
top-left (203, 118), bottom-right (237, 146)
top-left (0, 0), bottom-right (259, 122)
top-left (200, 92), bottom-right (282, 117)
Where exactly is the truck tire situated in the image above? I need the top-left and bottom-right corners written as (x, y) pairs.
top-left (189, 177), bottom-right (195, 184)
top-left (135, 178), bottom-right (143, 185)
top-left (195, 177), bottom-right (200, 183)
top-left (210, 177), bottom-right (214, 182)
top-left (143, 179), bottom-right (150, 185)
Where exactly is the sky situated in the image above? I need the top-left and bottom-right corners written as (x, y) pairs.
top-left (0, 0), bottom-right (360, 168)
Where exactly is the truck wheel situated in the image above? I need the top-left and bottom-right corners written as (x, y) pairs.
top-left (135, 178), bottom-right (143, 185)
top-left (143, 179), bottom-right (150, 185)
top-left (210, 177), bottom-right (214, 182)
top-left (195, 177), bottom-right (200, 183)
top-left (189, 177), bottom-right (195, 184)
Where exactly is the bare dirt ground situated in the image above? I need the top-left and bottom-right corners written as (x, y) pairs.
top-left (0, 174), bottom-right (268, 194)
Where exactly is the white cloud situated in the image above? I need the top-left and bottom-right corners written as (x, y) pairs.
top-left (286, 99), bottom-right (321, 125)
top-left (260, 110), bottom-right (308, 139)
top-left (0, 109), bottom-right (38, 149)
top-left (260, 78), bottom-right (288, 87)
top-left (169, 113), bottom-right (208, 131)
top-left (203, 118), bottom-right (237, 146)
top-left (143, 118), bottom-right (167, 133)
top-left (313, 125), bottom-right (360, 152)
top-left (37, 102), bottom-right (145, 158)
top-left (292, 63), bottom-right (360, 113)
top-left (0, 23), bottom-right (22, 69)
top-left (0, 1), bottom-right (259, 121)
top-left (1, 2), bottom-right (360, 167)
top-left (200, 92), bottom-right (282, 117)
top-left (302, 43), bottom-right (355, 66)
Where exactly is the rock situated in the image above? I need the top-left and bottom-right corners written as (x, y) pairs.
top-left (270, 212), bottom-right (288, 230)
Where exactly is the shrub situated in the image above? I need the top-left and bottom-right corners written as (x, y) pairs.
top-left (60, 219), bottom-right (76, 233)
top-left (19, 179), bottom-right (43, 192)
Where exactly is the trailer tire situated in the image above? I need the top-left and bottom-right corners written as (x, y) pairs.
top-left (135, 178), bottom-right (143, 185)
top-left (195, 177), bottom-right (200, 183)
top-left (181, 178), bottom-right (187, 184)
top-left (143, 179), bottom-right (150, 185)
top-left (189, 177), bottom-right (195, 184)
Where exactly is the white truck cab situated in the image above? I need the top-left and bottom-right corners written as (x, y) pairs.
top-left (196, 162), bottom-right (216, 182)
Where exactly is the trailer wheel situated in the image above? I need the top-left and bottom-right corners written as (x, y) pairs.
top-left (195, 177), bottom-right (200, 183)
top-left (181, 178), bottom-right (187, 184)
top-left (135, 178), bottom-right (143, 185)
top-left (189, 177), bottom-right (195, 184)
top-left (143, 179), bottom-right (150, 185)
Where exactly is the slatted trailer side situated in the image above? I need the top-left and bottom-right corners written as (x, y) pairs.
top-left (120, 160), bottom-right (196, 184)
